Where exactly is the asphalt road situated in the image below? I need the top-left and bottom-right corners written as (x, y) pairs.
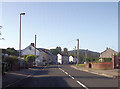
top-left (3, 65), bottom-right (119, 89)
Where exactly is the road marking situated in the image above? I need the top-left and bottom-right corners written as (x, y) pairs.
top-left (59, 67), bottom-right (88, 89)
top-left (70, 76), bottom-right (74, 79)
top-left (64, 72), bottom-right (68, 74)
top-left (76, 81), bottom-right (89, 89)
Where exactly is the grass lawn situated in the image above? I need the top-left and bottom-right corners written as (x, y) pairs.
top-left (75, 64), bottom-right (85, 67)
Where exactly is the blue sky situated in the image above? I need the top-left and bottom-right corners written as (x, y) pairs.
top-left (0, 2), bottom-right (118, 52)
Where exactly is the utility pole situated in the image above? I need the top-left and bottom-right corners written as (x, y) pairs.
top-left (77, 39), bottom-right (79, 66)
top-left (74, 46), bottom-right (76, 64)
top-left (19, 13), bottom-right (25, 60)
top-left (35, 35), bottom-right (36, 57)
top-left (85, 49), bottom-right (88, 58)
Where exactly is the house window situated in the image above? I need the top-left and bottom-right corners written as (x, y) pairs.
top-left (29, 47), bottom-right (31, 50)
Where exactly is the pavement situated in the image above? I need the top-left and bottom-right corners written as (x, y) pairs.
top-left (2, 65), bottom-right (119, 89)
top-left (71, 65), bottom-right (119, 78)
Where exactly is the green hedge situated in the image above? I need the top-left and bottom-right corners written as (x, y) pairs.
top-left (85, 58), bottom-right (99, 62)
top-left (24, 55), bottom-right (35, 62)
top-left (5, 56), bottom-right (18, 64)
top-left (102, 58), bottom-right (112, 62)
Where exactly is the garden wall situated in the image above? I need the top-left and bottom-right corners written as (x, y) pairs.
top-left (85, 62), bottom-right (89, 68)
top-left (92, 62), bottom-right (113, 70)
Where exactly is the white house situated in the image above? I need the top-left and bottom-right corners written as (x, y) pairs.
top-left (22, 43), bottom-right (57, 66)
top-left (69, 56), bottom-right (74, 63)
top-left (57, 53), bottom-right (69, 64)
top-left (57, 54), bottom-right (62, 64)
top-left (21, 43), bottom-right (44, 66)
top-left (21, 43), bottom-right (40, 56)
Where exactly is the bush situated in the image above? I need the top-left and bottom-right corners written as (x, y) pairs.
top-left (24, 55), bottom-right (28, 60)
top-left (102, 58), bottom-right (112, 62)
top-left (5, 56), bottom-right (18, 64)
top-left (85, 58), bottom-right (99, 62)
top-left (24, 55), bottom-right (35, 63)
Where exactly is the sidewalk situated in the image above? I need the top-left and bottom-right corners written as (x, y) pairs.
top-left (71, 65), bottom-right (119, 78)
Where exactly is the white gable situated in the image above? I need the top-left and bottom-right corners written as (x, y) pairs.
top-left (21, 45), bottom-right (40, 56)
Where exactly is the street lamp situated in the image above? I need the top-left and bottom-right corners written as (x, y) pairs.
top-left (0, 26), bottom-right (4, 40)
top-left (19, 13), bottom-right (25, 60)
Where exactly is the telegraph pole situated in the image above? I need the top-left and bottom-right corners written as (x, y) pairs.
top-left (74, 46), bottom-right (76, 64)
top-left (35, 35), bottom-right (36, 57)
top-left (77, 39), bottom-right (79, 66)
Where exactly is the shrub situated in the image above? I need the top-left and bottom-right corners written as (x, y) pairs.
top-left (24, 55), bottom-right (28, 60)
top-left (5, 56), bottom-right (18, 64)
top-left (102, 58), bottom-right (112, 62)
top-left (85, 58), bottom-right (93, 62)
top-left (24, 55), bottom-right (35, 63)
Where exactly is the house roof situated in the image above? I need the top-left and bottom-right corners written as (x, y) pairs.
top-left (58, 53), bottom-right (69, 56)
top-left (101, 48), bottom-right (118, 54)
top-left (37, 48), bottom-right (53, 55)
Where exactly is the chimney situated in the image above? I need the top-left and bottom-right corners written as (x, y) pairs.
top-left (106, 47), bottom-right (109, 50)
top-left (31, 43), bottom-right (34, 47)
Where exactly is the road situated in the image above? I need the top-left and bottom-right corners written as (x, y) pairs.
top-left (3, 65), bottom-right (119, 89)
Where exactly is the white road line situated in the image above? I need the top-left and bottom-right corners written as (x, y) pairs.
top-left (71, 76), bottom-right (75, 79)
top-left (64, 72), bottom-right (68, 74)
top-left (58, 67), bottom-right (88, 89)
top-left (76, 81), bottom-right (89, 89)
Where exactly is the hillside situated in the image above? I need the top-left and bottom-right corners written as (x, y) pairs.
top-left (68, 49), bottom-right (100, 58)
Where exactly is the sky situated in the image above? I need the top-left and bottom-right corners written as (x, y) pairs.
top-left (0, 2), bottom-right (118, 52)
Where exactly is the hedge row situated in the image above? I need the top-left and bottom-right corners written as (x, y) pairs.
top-left (5, 56), bottom-right (18, 64)
top-left (85, 58), bottom-right (112, 63)
top-left (85, 58), bottom-right (99, 62)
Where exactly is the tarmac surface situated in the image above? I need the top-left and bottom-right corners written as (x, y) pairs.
top-left (2, 65), bottom-right (119, 89)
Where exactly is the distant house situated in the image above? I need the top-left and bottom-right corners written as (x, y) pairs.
top-left (38, 48), bottom-right (57, 64)
top-left (69, 56), bottom-right (74, 63)
top-left (100, 48), bottom-right (118, 58)
top-left (57, 53), bottom-right (69, 64)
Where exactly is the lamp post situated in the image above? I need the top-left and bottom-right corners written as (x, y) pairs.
top-left (77, 39), bottom-right (79, 66)
top-left (0, 26), bottom-right (4, 40)
top-left (19, 13), bottom-right (25, 60)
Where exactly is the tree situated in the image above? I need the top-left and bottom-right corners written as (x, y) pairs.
top-left (2, 48), bottom-right (18, 56)
top-left (63, 48), bottom-right (68, 55)
top-left (50, 49), bottom-right (58, 55)
top-left (118, 52), bottom-right (120, 57)
top-left (50, 46), bottom-right (62, 55)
